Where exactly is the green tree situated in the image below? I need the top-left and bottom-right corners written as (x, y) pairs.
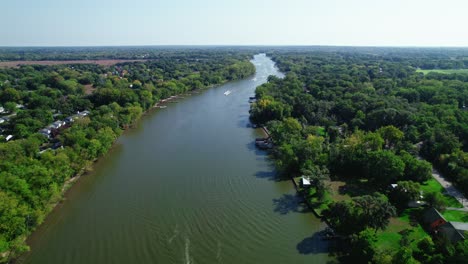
top-left (377, 125), bottom-right (404, 149)
top-left (390, 181), bottom-right (421, 209)
top-left (366, 150), bottom-right (405, 186)
top-left (424, 192), bottom-right (447, 211)
top-left (349, 228), bottom-right (377, 263)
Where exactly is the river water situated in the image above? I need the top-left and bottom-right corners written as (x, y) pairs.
top-left (19, 54), bottom-right (329, 264)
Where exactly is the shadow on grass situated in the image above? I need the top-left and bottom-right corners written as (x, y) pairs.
top-left (336, 178), bottom-right (378, 197)
top-left (273, 194), bottom-right (309, 215)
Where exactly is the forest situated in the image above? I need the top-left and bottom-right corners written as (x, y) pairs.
top-left (250, 48), bottom-right (468, 263)
top-left (0, 48), bottom-right (255, 262)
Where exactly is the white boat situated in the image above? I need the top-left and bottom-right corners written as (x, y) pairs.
top-left (224, 90), bottom-right (231, 96)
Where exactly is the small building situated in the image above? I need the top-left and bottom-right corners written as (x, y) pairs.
top-left (0, 118), bottom-right (4, 124)
top-left (423, 208), bottom-right (447, 231)
top-left (50, 120), bottom-right (65, 129)
top-left (77, 110), bottom-right (90, 117)
top-left (301, 177), bottom-right (311, 187)
top-left (51, 142), bottom-right (63, 150)
top-left (0, 107), bottom-right (5, 114)
top-left (65, 116), bottom-right (77, 123)
top-left (407, 200), bottom-right (426, 208)
top-left (39, 128), bottom-right (52, 138)
top-left (438, 222), bottom-right (465, 244)
top-left (5, 135), bottom-right (13, 141)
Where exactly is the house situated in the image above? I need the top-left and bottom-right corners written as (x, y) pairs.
top-left (408, 200), bottom-right (426, 208)
top-left (438, 222), bottom-right (465, 244)
top-left (0, 107), bottom-right (5, 114)
top-left (422, 208), bottom-right (465, 244)
top-left (423, 208), bottom-right (447, 231)
top-left (50, 120), bottom-right (65, 129)
top-left (301, 176), bottom-right (311, 187)
top-left (39, 128), bottom-right (52, 138)
top-left (51, 142), bottom-right (63, 150)
top-left (65, 116), bottom-right (77, 124)
top-left (5, 135), bottom-right (13, 141)
top-left (77, 110), bottom-right (90, 117)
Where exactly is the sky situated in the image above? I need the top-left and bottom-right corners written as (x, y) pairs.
top-left (2, 0), bottom-right (468, 47)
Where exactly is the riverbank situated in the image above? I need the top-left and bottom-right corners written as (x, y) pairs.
top-left (9, 62), bottom-right (256, 263)
top-left (18, 53), bottom-right (329, 264)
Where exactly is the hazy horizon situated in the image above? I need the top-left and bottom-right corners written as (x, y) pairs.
top-left (3, 0), bottom-right (468, 47)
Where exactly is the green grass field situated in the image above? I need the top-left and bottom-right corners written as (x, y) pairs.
top-left (442, 210), bottom-right (468, 222)
top-left (417, 68), bottom-right (468, 75)
top-left (420, 178), bottom-right (463, 208)
top-left (376, 209), bottom-right (428, 251)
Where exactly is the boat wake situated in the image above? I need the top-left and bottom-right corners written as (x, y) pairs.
top-left (184, 237), bottom-right (193, 264)
top-left (168, 224), bottom-right (179, 244)
top-left (216, 241), bottom-right (222, 262)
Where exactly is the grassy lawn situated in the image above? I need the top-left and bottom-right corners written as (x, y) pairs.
top-left (420, 178), bottom-right (463, 208)
top-left (328, 180), bottom-right (351, 202)
top-left (417, 68), bottom-right (468, 75)
top-left (376, 209), bottom-right (428, 251)
top-left (442, 210), bottom-right (468, 222)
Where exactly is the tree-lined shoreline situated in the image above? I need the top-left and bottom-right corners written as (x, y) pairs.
top-left (0, 49), bottom-right (255, 262)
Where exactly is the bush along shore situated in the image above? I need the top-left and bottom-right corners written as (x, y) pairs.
top-left (0, 50), bottom-right (255, 262)
top-left (249, 48), bottom-right (468, 263)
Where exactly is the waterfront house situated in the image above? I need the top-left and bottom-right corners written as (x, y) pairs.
top-left (52, 120), bottom-right (66, 129)
top-left (65, 115), bottom-right (77, 124)
top-left (39, 128), bottom-right (52, 138)
top-left (77, 110), bottom-right (90, 117)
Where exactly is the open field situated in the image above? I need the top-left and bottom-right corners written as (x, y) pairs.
top-left (421, 178), bottom-right (463, 208)
top-left (0, 59), bottom-right (147, 68)
top-left (442, 210), bottom-right (468, 222)
top-left (417, 68), bottom-right (468, 75)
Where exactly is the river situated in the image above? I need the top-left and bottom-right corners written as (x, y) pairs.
top-left (19, 54), bottom-right (329, 264)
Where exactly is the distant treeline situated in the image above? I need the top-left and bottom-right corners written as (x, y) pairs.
top-left (2, 46), bottom-right (468, 70)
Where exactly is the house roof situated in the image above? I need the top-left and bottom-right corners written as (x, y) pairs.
top-left (302, 177), bottom-right (311, 186)
top-left (423, 208), bottom-right (445, 224)
top-left (439, 222), bottom-right (465, 243)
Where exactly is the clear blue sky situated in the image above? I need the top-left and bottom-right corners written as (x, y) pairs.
top-left (2, 0), bottom-right (467, 46)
